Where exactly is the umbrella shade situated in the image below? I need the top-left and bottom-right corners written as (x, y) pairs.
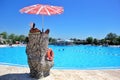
top-left (20, 4), bottom-right (64, 32)
top-left (20, 4), bottom-right (64, 16)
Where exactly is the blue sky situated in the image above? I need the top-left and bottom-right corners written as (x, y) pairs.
top-left (0, 0), bottom-right (120, 39)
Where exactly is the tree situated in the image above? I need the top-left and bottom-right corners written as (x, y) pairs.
top-left (49, 37), bottom-right (57, 44)
top-left (8, 34), bottom-right (15, 43)
top-left (8, 34), bottom-right (15, 39)
top-left (86, 37), bottom-right (93, 44)
top-left (14, 35), bottom-right (19, 41)
top-left (19, 35), bottom-right (26, 42)
top-left (112, 39), bottom-right (119, 45)
top-left (117, 36), bottom-right (120, 45)
top-left (105, 33), bottom-right (118, 40)
top-left (105, 33), bottom-right (118, 45)
top-left (100, 39), bottom-right (105, 45)
top-left (6, 39), bottom-right (11, 44)
top-left (0, 32), bottom-right (8, 39)
top-left (49, 37), bottom-right (53, 43)
top-left (93, 38), bottom-right (99, 45)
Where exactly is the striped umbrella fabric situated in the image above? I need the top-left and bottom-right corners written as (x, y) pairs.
top-left (20, 4), bottom-right (64, 31)
top-left (20, 4), bottom-right (64, 16)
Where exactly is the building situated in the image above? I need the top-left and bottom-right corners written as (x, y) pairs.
top-left (55, 39), bottom-right (74, 46)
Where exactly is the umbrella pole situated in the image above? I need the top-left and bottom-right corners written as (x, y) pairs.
top-left (42, 15), bottom-right (44, 32)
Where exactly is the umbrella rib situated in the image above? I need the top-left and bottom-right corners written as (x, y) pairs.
top-left (24, 5), bottom-right (37, 13)
top-left (53, 6), bottom-right (64, 13)
top-left (36, 6), bottom-right (44, 15)
top-left (48, 6), bottom-right (63, 14)
top-left (45, 7), bottom-right (51, 15)
top-left (47, 7), bottom-right (56, 13)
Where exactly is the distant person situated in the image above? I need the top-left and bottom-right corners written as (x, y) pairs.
top-left (29, 22), bottom-right (41, 33)
top-left (9, 43), bottom-right (12, 47)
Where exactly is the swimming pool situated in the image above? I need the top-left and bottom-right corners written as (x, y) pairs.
top-left (0, 45), bottom-right (120, 69)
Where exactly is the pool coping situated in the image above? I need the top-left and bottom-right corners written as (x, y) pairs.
top-left (0, 62), bottom-right (120, 70)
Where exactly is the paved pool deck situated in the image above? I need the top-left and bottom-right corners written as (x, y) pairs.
top-left (0, 65), bottom-right (120, 80)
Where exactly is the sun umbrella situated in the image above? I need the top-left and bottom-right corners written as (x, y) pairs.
top-left (20, 4), bottom-right (64, 31)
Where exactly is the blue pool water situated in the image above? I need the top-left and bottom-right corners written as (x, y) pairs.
top-left (0, 45), bottom-right (120, 69)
